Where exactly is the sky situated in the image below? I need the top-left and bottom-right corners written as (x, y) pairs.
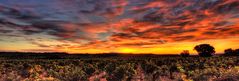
top-left (0, 0), bottom-right (239, 54)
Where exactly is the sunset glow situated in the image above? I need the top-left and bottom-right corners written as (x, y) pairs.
top-left (0, 0), bottom-right (239, 54)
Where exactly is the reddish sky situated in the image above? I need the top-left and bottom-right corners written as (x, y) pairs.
top-left (0, 0), bottom-right (239, 54)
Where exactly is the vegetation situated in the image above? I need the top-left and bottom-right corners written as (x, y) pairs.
top-left (194, 44), bottom-right (215, 57)
top-left (224, 48), bottom-right (239, 56)
top-left (180, 50), bottom-right (190, 57)
top-left (0, 56), bottom-right (239, 81)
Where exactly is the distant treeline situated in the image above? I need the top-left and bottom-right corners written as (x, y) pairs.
top-left (0, 48), bottom-right (238, 59)
top-left (0, 52), bottom-right (68, 59)
top-left (180, 44), bottom-right (239, 57)
top-left (0, 52), bottom-right (182, 59)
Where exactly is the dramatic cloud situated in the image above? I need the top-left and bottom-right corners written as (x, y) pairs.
top-left (0, 0), bottom-right (239, 54)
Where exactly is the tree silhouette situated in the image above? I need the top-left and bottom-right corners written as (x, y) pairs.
top-left (235, 49), bottom-right (239, 56)
top-left (224, 48), bottom-right (236, 56)
top-left (180, 50), bottom-right (190, 57)
top-left (194, 44), bottom-right (215, 57)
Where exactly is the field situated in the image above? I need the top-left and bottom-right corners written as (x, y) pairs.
top-left (0, 56), bottom-right (239, 81)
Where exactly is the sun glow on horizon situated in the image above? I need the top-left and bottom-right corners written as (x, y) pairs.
top-left (0, 37), bottom-right (236, 55)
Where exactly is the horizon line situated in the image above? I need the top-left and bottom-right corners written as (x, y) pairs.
top-left (0, 51), bottom-right (224, 55)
